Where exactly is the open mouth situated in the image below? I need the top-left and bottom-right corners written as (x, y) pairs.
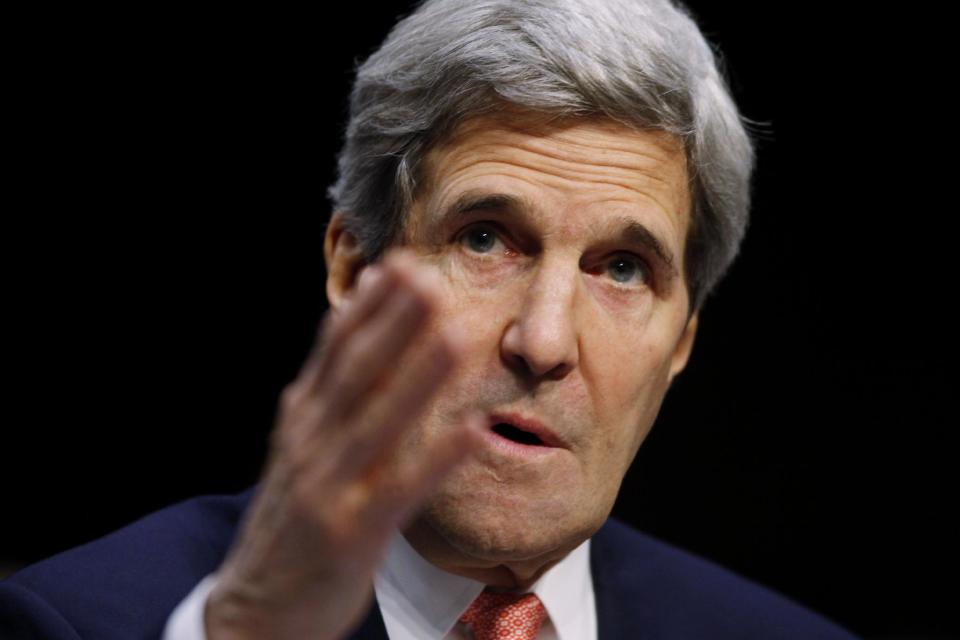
top-left (492, 422), bottom-right (545, 446)
top-left (485, 413), bottom-right (564, 453)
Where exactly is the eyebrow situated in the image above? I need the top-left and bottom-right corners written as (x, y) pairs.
top-left (441, 191), bottom-right (536, 221)
top-left (615, 217), bottom-right (679, 278)
top-left (437, 190), bottom-right (679, 278)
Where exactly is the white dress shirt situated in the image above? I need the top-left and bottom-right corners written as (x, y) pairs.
top-left (163, 530), bottom-right (596, 640)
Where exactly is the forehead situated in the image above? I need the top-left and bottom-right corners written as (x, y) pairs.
top-left (409, 110), bottom-right (691, 257)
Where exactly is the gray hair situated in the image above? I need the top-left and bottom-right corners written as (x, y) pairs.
top-left (327, 0), bottom-right (754, 313)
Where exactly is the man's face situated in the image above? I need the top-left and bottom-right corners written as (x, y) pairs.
top-left (344, 109), bottom-right (697, 577)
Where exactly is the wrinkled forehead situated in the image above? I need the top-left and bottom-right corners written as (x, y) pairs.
top-left (415, 106), bottom-right (688, 203)
top-left (407, 107), bottom-right (692, 251)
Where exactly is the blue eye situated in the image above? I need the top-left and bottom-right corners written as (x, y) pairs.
top-left (606, 255), bottom-right (650, 285)
top-left (461, 226), bottom-right (500, 253)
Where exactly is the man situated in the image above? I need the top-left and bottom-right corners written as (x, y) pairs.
top-left (1, 0), bottom-right (858, 638)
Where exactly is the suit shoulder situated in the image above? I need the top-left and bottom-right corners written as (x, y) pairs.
top-left (1, 487), bottom-right (257, 640)
top-left (591, 518), bottom-right (859, 639)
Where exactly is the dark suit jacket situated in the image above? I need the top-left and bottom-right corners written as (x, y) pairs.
top-left (0, 487), bottom-right (858, 639)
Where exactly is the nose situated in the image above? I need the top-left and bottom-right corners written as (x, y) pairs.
top-left (500, 259), bottom-right (580, 381)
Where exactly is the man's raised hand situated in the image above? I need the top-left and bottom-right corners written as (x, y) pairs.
top-left (204, 249), bottom-right (485, 640)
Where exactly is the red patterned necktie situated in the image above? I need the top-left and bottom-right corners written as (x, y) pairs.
top-left (459, 590), bottom-right (548, 640)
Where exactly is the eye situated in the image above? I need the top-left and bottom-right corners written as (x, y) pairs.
top-left (458, 224), bottom-right (505, 254)
top-left (603, 254), bottom-right (652, 287)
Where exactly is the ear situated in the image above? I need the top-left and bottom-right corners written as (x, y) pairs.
top-left (324, 211), bottom-right (369, 312)
top-left (667, 312), bottom-right (699, 383)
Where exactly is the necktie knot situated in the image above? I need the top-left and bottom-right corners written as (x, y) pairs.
top-left (459, 590), bottom-right (547, 640)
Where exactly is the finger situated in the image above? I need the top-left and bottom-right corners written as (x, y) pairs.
top-left (319, 275), bottom-right (438, 428)
top-left (297, 249), bottom-right (430, 399)
top-left (372, 410), bottom-right (487, 530)
top-left (288, 321), bottom-right (458, 482)
top-left (286, 409), bottom-right (484, 560)
top-left (275, 261), bottom-right (398, 455)
top-left (331, 327), bottom-right (461, 481)
top-left (278, 252), bottom-right (446, 459)
top-left (294, 261), bottom-right (394, 393)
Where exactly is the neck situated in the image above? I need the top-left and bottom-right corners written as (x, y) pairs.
top-left (401, 518), bottom-right (575, 590)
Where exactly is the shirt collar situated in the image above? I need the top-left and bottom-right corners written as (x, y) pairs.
top-left (373, 528), bottom-right (593, 640)
top-left (529, 536), bottom-right (594, 640)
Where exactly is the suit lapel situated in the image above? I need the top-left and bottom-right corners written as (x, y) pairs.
top-left (347, 599), bottom-right (389, 640)
top-left (591, 520), bottom-right (625, 640)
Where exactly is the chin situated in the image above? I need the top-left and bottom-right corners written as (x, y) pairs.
top-left (418, 484), bottom-right (602, 564)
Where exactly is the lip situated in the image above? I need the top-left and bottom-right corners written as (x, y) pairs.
top-left (487, 412), bottom-right (567, 449)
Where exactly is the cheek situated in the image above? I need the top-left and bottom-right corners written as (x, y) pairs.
top-left (586, 334), bottom-right (674, 462)
top-left (441, 247), bottom-right (527, 297)
top-left (428, 253), bottom-right (525, 340)
top-left (420, 280), bottom-right (512, 399)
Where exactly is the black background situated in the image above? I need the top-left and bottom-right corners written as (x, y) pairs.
top-left (4, 3), bottom-right (955, 638)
